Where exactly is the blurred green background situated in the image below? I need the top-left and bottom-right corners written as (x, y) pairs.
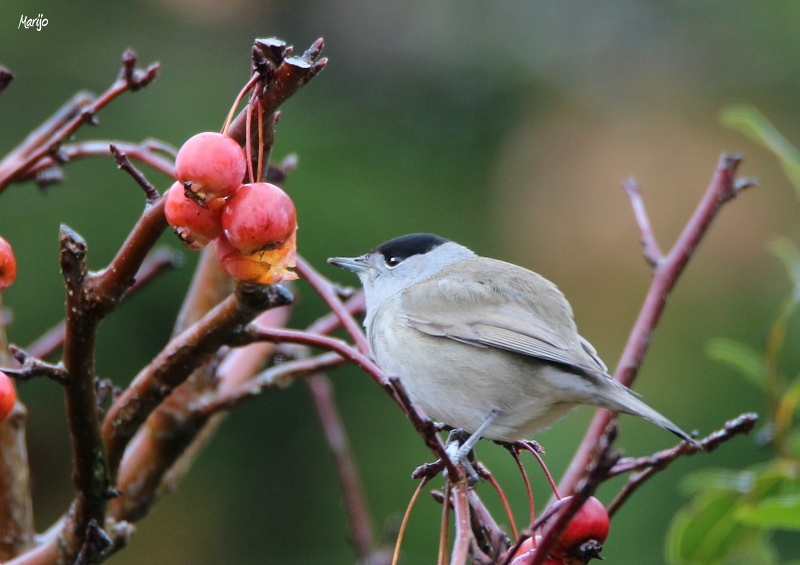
top-left (2, 1), bottom-right (800, 563)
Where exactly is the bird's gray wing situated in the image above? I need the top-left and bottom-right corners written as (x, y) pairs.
top-left (400, 258), bottom-right (607, 374)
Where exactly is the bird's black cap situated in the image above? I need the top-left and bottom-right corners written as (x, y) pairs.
top-left (374, 233), bottom-right (449, 264)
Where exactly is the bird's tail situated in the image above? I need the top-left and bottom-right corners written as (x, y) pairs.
top-left (599, 379), bottom-right (699, 447)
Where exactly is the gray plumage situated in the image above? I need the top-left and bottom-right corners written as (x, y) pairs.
top-left (329, 233), bottom-right (694, 444)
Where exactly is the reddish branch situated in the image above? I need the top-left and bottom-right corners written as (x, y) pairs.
top-left (306, 374), bottom-right (374, 559)
top-left (102, 283), bottom-right (292, 476)
top-left (0, 51), bottom-right (158, 192)
top-left (606, 412), bottom-right (757, 517)
top-left (556, 153), bottom-right (756, 500)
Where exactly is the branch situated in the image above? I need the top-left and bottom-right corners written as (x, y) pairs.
top-left (0, 66), bottom-right (13, 96)
top-left (306, 374), bottom-right (374, 558)
top-left (109, 144), bottom-right (160, 202)
top-left (0, 51), bottom-right (158, 192)
top-left (622, 177), bottom-right (663, 266)
top-left (0, 91), bottom-right (94, 186)
top-left (606, 412), bottom-right (757, 517)
top-left (227, 38), bottom-right (327, 180)
top-left (110, 304), bottom-right (292, 523)
top-left (58, 226), bottom-right (111, 561)
top-left (87, 197), bottom-right (168, 311)
top-left (296, 255), bottom-right (369, 354)
top-left (556, 153), bottom-right (757, 499)
top-left (3, 346), bottom-right (67, 384)
top-left (23, 247), bottom-right (181, 360)
top-left (524, 425), bottom-right (620, 565)
top-left (0, 405), bottom-right (35, 561)
top-left (103, 283), bottom-right (292, 476)
top-left (13, 139), bottom-right (176, 188)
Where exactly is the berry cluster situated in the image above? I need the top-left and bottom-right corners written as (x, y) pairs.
top-left (509, 496), bottom-right (610, 565)
top-left (0, 234), bottom-right (16, 422)
top-left (165, 132), bottom-right (298, 284)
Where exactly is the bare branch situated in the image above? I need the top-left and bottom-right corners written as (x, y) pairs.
top-left (556, 153), bottom-right (756, 500)
top-left (306, 374), bottom-right (374, 558)
top-left (109, 144), bottom-right (160, 203)
top-left (296, 255), bottom-right (369, 354)
top-left (103, 283), bottom-right (292, 476)
top-left (0, 52), bottom-right (159, 192)
top-left (58, 226), bottom-right (111, 561)
top-left (622, 177), bottom-right (663, 267)
top-left (606, 412), bottom-right (757, 517)
top-left (3, 346), bottom-right (67, 384)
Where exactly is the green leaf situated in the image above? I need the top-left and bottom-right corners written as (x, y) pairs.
top-left (735, 494), bottom-right (800, 530)
top-left (666, 490), bottom-right (752, 565)
top-left (680, 468), bottom-right (756, 496)
top-left (706, 338), bottom-right (765, 389)
top-left (721, 105), bottom-right (800, 197)
top-left (769, 236), bottom-right (800, 303)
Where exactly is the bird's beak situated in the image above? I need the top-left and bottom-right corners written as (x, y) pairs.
top-left (327, 255), bottom-right (371, 273)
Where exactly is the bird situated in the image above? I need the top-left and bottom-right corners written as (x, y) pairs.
top-left (328, 233), bottom-right (695, 459)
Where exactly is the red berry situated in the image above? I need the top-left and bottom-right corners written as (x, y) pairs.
top-left (507, 536), bottom-right (537, 565)
top-left (214, 232), bottom-right (297, 285)
top-left (539, 496), bottom-right (609, 564)
top-left (0, 371), bottom-right (16, 422)
top-left (221, 182), bottom-right (296, 255)
top-left (0, 236), bottom-right (16, 291)
top-left (175, 132), bottom-right (246, 201)
top-left (164, 181), bottom-right (224, 249)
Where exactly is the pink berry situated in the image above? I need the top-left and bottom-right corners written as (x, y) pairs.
top-left (0, 371), bottom-right (16, 422)
top-left (164, 181), bottom-right (224, 249)
top-left (221, 182), bottom-right (296, 255)
top-left (175, 132), bottom-right (246, 201)
top-left (0, 236), bottom-right (16, 291)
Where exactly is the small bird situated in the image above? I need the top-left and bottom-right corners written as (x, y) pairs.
top-left (329, 233), bottom-right (694, 457)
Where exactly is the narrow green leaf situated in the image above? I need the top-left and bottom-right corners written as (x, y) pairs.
top-left (769, 236), bottom-right (800, 303)
top-left (680, 468), bottom-right (755, 496)
top-left (735, 494), bottom-right (800, 530)
top-left (721, 105), bottom-right (800, 197)
top-left (706, 338), bottom-right (765, 390)
top-left (665, 491), bottom-right (747, 564)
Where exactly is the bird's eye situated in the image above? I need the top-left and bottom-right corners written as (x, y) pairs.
top-left (385, 256), bottom-right (403, 268)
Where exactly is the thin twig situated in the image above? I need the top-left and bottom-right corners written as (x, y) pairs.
top-left (15, 140), bottom-right (176, 184)
top-left (296, 255), bottom-right (369, 354)
top-left (450, 479), bottom-right (472, 565)
top-left (0, 92), bottom-right (94, 186)
top-left (306, 374), bottom-right (374, 558)
top-left (606, 412), bottom-right (757, 517)
top-left (622, 177), bottom-right (663, 267)
top-left (3, 346), bottom-right (67, 384)
top-left (109, 144), bottom-right (160, 202)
